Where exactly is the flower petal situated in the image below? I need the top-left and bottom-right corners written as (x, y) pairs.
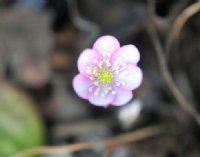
top-left (78, 49), bottom-right (102, 75)
top-left (115, 65), bottom-right (143, 90)
top-left (73, 74), bottom-right (92, 99)
top-left (93, 35), bottom-right (120, 55)
top-left (111, 88), bottom-right (133, 106)
top-left (111, 45), bottom-right (140, 65)
top-left (88, 90), bottom-right (114, 107)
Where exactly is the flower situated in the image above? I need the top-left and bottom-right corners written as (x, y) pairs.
top-left (73, 35), bottom-right (143, 107)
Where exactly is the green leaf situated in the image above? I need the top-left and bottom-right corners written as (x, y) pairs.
top-left (0, 83), bottom-right (44, 157)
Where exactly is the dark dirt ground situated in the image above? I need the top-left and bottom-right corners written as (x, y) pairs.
top-left (0, 0), bottom-right (200, 157)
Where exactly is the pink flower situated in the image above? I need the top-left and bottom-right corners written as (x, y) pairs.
top-left (73, 35), bottom-right (143, 107)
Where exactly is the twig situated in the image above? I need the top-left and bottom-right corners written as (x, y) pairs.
top-left (146, 0), bottom-right (187, 32)
top-left (165, 1), bottom-right (200, 57)
top-left (146, 19), bottom-right (200, 125)
top-left (13, 124), bottom-right (165, 157)
top-left (66, 0), bottom-right (101, 47)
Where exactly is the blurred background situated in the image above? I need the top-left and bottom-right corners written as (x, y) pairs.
top-left (0, 0), bottom-right (200, 157)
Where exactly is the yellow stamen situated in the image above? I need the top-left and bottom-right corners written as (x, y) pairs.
top-left (98, 70), bottom-right (113, 84)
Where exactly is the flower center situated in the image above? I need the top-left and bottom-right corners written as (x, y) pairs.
top-left (98, 70), bottom-right (113, 84)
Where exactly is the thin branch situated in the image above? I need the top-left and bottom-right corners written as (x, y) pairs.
top-left (146, 20), bottom-right (200, 125)
top-left (13, 124), bottom-right (165, 157)
top-left (66, 0), bottom-right (101, 47)
top-left (165, 1), bottom-right (200, 58)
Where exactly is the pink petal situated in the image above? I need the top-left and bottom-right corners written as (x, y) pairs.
top-left (88, 90), bottom-right (114, 107)
top-left (111, 88), bottom-right (133, 106)
top-left (111, 45), bottom-right (140, 65)
top-left (73, 74), bottom-right (92, 99)
top-left (93, 35), bottom-right (120, 55)
top-left (115, 65), bottom-right (143, 90)
top-left (78, 49), bottom-right (102, 75)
